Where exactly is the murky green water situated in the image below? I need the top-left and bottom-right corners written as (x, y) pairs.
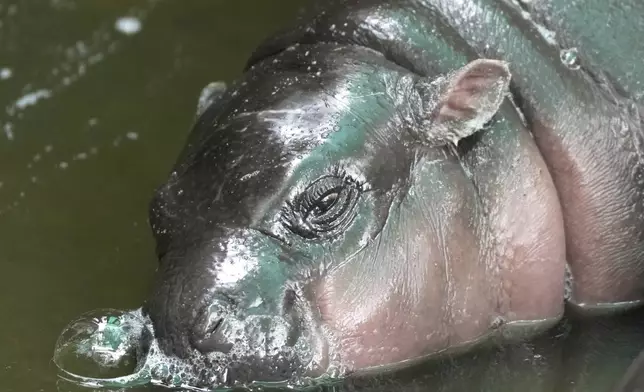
top-left (0, 1), bottom-right (642, 392)
top-left (0, 1), bottom-right (299, 391)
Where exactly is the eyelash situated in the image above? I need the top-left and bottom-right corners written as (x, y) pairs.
top-left (330, 165), bottom-right (364, 190)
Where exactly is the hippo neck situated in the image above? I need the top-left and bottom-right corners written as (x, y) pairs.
top-left (246, 0), bottom-right (629, 120)
top-left (246, 0), bottom-right (477, 78)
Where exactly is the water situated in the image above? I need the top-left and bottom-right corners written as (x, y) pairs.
top-left (0, 1), bottom-right (299, 391)
top-left (1, 1), bottom-right (643, 392)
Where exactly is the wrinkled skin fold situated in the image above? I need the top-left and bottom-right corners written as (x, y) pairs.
top-left (88, 0), bottom-right (644, 389)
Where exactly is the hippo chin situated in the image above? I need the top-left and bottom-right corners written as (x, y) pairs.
top-left (64, 0), bottom-right (644, 389)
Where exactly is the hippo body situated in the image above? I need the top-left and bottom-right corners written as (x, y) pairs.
top-left (65, 0), bottom-right (644, 389)
top-left (242, 0), bottom-right (644, 313)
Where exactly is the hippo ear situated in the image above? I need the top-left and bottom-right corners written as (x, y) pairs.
top-left (195, 81), bottom-right (227, 119)
top-left (418, 59), bottom-right (511, 146)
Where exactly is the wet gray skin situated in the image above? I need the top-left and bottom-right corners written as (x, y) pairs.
top-left (57, 0), bottom-right (644, 389)
top-left (135, 0), bottom-right (644, 388)
top-left (145, 47), bottom-right (526, 387)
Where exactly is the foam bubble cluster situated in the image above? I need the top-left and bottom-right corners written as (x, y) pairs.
top-left (54, 309), bottom-right (350, 391)
top-left (141, 314), bottom-right (319, 389)
top-left (53, 308), bottom-right (335, 391)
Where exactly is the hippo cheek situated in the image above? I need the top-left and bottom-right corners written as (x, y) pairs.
top-left (306, 161), bottom-right (480, 370)
top-left (308, 141), bottom-right (563, 373)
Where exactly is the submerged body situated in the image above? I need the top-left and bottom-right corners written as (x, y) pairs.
top-left (57, 0), bottom-right (644, 390)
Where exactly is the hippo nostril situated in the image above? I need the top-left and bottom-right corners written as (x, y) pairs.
top-left (192, 316), bottom-right (234, 354)
top-left (206, 317), bottom-right (223, 335)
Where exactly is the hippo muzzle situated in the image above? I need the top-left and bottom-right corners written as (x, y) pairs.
top-left (141, 224), bottom-right (329, 386)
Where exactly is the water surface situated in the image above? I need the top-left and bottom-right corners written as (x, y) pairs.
top-left (0, 1), bottom-right (299, 391)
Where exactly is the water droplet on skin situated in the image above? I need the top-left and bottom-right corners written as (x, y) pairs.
top-left (560, 48), bottom-right (581, 70)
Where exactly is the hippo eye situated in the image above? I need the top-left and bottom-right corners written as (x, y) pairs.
top-left (285, 174), bottom-right (360, 238)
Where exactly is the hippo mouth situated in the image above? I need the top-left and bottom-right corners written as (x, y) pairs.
top-left (53, 308), bottom-right (333, 390)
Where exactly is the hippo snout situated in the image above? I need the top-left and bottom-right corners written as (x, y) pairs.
top-left (139, 225), bottom-right (327, 386)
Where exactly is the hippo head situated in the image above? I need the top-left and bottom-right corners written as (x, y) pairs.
top-left (143, 44), bottom-right (510, 389)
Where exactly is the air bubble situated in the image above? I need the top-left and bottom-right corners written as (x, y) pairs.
top-left (53, 309), bottom-right (153, 389)
top-left (114, 16), bottom-right (142, 35)
top-left (151, 363), bottom-right (169, 379)
top-left (53, 309), bottom-right (142, 379)
top-left (0, 67), bottom-right (12, 80)
top-left (125, 131), bottom-right (139, 140)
